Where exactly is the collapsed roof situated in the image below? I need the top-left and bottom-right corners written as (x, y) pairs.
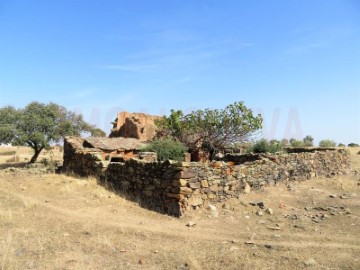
top-left (65, 136), bottom-right (145, 152)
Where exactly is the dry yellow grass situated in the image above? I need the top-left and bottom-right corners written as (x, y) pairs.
top-left (0, 146), bottom-right (63, 164)
top-left (0, 147), bottom-right (359, 269)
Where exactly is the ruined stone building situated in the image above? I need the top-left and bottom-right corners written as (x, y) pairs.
top-left (109, 112), bottom-right (160, 141)
top-left (63, 136), bottom-right (156, 176)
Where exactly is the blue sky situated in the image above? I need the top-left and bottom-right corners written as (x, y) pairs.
top-left (0, 0), bottom-right (359, 144)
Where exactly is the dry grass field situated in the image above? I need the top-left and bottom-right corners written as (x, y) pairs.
top-left (0, 147), bottom-right (359, 269)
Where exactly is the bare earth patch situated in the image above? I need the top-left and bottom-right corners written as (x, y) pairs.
top-left (0, 147), bottom-right (359, 269)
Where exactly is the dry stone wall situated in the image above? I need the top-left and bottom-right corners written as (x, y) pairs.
top-left (101, 149), bottom-right (351, 217)
top-left (63, 138), bottom-right (108, 177)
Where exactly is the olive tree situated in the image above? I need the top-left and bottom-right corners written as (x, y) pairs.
top-left (0, 102), bottom-right (105, 163)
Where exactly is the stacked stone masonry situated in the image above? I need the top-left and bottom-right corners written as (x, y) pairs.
top-left (109, 112), bottom-right (160, 141)
top-left (63, 146), bottom-right (351, 217)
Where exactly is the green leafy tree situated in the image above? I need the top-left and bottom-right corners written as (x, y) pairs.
top-left (142, 138), bottom-right (187, 161)
top-left (319, 139), bottom-right (336, 148)
top-left (303, 135), bottom-right (314, 147)
top-left (90, 128), bottom-right (107, 137)
top-left (0, 102), bottom-right (105, 163)
top-left (290, 138), bottom-right (304, 147)
top-left (155, 101), bottom-right (263, 155)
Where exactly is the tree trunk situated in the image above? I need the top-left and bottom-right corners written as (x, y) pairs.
top-left (29, 148), bottom-right (43, 163)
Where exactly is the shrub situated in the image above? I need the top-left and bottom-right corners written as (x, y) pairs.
top-left (303, 135), bottom-right (314, 147)
top-left (319, 139), bottom-right (336, 148)
top-left (348, 143), bottom-right (359, 147)
top-left (247, 139), bottom-right (283, 154)
top-left (290, 138), bottom-right (304, 147)
top-left (338, 143), bottom-right (346, 147)
top-left (142, 139), bottom-right (188, 162)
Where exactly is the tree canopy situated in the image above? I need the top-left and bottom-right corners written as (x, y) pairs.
top-left (0, 102), bottom-right (106, 163)
top-left (155, 101), bottom-right (263, 156)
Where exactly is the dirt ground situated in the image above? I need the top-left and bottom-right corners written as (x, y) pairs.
top-left (0, 147), bottom-right (359, 270)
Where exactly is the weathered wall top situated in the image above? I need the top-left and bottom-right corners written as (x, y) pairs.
top-left (64, 136), bottom-right (144, 152)
top-left (109, 112), bottom-right (161, 142)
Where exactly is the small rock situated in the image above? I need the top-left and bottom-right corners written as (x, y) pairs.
top-left (304, 258), bottom-right (317, 267)
top-left (209, 204), bottom-right (218, 218)
top-left (265, 208), bottom-right (274, 215)
top-left (153, 250), bottom-right (159, 254)
top-left (257, 220), bottom-right (266, 224)
top-left (249, 201), bottom-right (265, 208)
top-left (329, 194), bottom-right (337, 198)
top-left (264, 244), bottom-right (273, 249)
top-left (244, 215), bottom-right (250, 219)
top-left (138, 258), bottom-right (144, 265)
top-left (240, 201), bottom-right (248, 207)
top-left (244, 183), bottom-right (251, 194)
top-left (186, 221), bottom-right (196, 227)
top-left (229, 246), bottom-right (238, 251)
top-left (311, 218), bottom-right (321, 223)
top-left (120, 249), bottom-right (126, 252)
top-left (267, 227), bottom-right (281, 230)
top-left (256, 210), bottom-right (264, 216)
top-left (340, 195), bottom-right (349, 199)
top-left (245, 241), bottom-right (254, 245)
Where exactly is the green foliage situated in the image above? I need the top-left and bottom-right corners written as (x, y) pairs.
top-left (303, 135), bottom-right (314, 147)
top-left (90, 128), bottom-right (107, 137)
top-left (338, 143), bottom-right (346, 147)
top-left (290, 138), bottom-right (304, 147)
top-left (155, 101), bottom-right (263, 154)
top-left (0, 102), bottom-right (105, 163)
top-left (348, 143), bottom-right (359, 147)
top-left (319, 139), bottom-right (336, 148)
top-left (0, 106), bottom-right (19, 144)
top-left (247, 139), bottom-right (283, 154)
top-left (142, 139), bottom-right (187, 162)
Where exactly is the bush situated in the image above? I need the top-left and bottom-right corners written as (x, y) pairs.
top-left (247, 139), bottom-right (283, 154)
top-left (142, 139), bottom-right (188, 162)
top-left (348, 143), bottom-right (359, 147)
top-left (303, 135), bottom-right (314, 147)
top-left (319, 139), bottom-right (336, 148)
top-left (290, 138), bottom-right (304, 147)
top-left (338, 143), bottom-right (346, 147)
